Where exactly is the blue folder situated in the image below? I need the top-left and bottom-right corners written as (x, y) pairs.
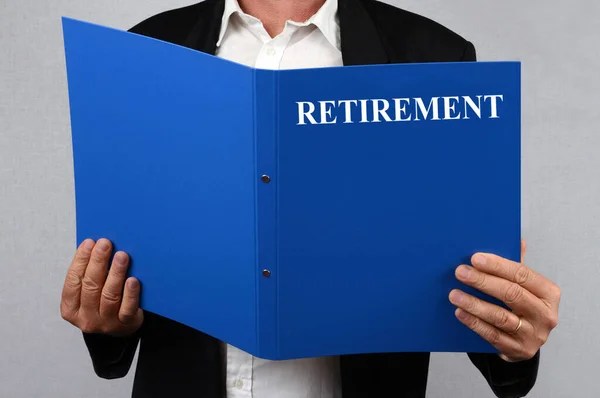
top-left (62, 17), bottom-right (521, 360)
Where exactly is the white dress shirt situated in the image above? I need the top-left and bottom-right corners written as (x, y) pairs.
top-left (214, 0), bottom-right (343, 397)
top-left (215, 0), bottom-right (343, 70)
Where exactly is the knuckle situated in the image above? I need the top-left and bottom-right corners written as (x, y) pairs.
top-left (119, 314), bottom-right (135, 326)
top-left (483, 327), bottom-right (500, 345)
top-left (467, 315), bottom-right (480, 329)
top-left (60, 305), bottom-right (72, 321)
top-left (119, 305), bottom-right (136, 319)
top-left (64, 271), bottom-right (82, 289)
top-left (547, 313), bottom-right (559, 329)
top-left (89, 250), bottom-right (110, 267)
top-left (99, 323), bottom-right (117, 335)
top-left (79, 325), bottom-right (93, 334)
top-left (474, 272), bottom-right (488, 289)
top-left (551, 285), bottom-right (562, 301)
top-left (73, 250), bottom-right (89, 264)
top-left (464, 297), bottom-right (478, 313)
top-left (79, 320), bottom-right (100, 334)
top-left (119, 307), bottom-right (140, 325)
top-left (514, 266), bottom-right (532, 285)
top-left (536, 332), bottom-right (548, 346)
top-left (119, 312), bottom-right (134, 323)
top-left (526, 347), bottom-right (539, 360)
top-left (108, 266), bottom-right (126, 281)
top-left (81, 276), bottom-right (101, 294)
top-left (490, 259), bottom-right (502, 274)
top-left (101, 289), bottom-right (121, 305)
top-left (504, 284), bottom-right (524, 304)
top-left (60, 296), bottom-right (80, 320)
top-left (72, 253), bottom-right (87, 267)
top-left (494, 309), bottom-right (510, 328)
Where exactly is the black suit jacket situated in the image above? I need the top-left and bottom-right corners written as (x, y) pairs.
top-left (82, 1), bottom-right (540, 397)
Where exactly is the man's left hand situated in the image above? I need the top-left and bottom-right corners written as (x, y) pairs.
top-left (449, 239), bottom-right (560, 362)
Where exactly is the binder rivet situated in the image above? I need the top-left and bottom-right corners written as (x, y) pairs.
top-left (261, 175), bottom-right (271, 183)
top-left (262, 269), bottom-right (271, 278)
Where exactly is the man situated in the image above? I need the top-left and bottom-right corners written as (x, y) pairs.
top-left (60, 0), bottom-right (561, 397)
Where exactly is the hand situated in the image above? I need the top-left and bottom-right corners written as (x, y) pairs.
top-left (449, 239), bottom-right (560, 362)
top-left (60, 238), bottom-right (143, 336)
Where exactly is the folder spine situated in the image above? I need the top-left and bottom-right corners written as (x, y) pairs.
top-left (254, 69), bottom-right (279, 359)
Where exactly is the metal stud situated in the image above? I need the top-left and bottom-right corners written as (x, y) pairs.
top-left (262, 269), bottom-right (271, 278)
top-left (261, 175), bottom-right (271, 183)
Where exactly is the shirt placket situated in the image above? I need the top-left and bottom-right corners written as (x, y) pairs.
top-left (254, 22), bottom-right (298, 70)
top-left (226, 345), bottom-right (254, 398)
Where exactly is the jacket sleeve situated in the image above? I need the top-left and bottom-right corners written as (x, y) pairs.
top-left (82, 326), bottom-right (143, 379)
top-left (468, 351), bottom-right (540, 398)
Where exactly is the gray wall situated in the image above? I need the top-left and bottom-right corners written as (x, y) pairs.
top-left (1, 0), bottom-right (597, 397)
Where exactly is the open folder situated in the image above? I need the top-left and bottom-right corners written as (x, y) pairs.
top-left (62, 17), bottom-right (521, 360)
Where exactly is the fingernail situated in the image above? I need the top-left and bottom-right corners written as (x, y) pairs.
top-left (114, 252), bottom-right (128, 266)
top-left (83, 239), bottom-right (95, 251)
top-left (127, 278), bottom-right (139, 290)
top-left (473, 254), bottom-right (487, 267)
top-left (96, 239), bottom-right (110, 253)
top-left (456, 266), bottom-right (471, 279)
top-left (449, 290), bottom-right (466, 305)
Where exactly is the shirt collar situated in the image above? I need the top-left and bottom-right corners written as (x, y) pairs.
top-left (216, 0), bottom-right (340, 51)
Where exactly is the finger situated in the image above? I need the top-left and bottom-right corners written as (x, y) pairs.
top-left (455, 265), bottom-right (548, 318)
top-left (99, 251), bottom-right (130, 319)
top-left (119, 278), bottom-right (142, 326)
top-left (470, 253), bottom-right (559, 305)
top-left (520, 238), bottom-right (526, 263)
top-left (455, 309), bottom-right (523, 358)
top-left (449, 289), bottom-right (522, 334)
top-left (61, 239), bottom-right (95, 319)
top-left (80, 238), bottom-right (112, 313)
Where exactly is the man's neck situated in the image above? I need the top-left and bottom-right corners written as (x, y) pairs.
top-left (238, 0), bottom-right (327, 37)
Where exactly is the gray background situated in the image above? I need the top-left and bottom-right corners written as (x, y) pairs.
top-left (1, 0), bottom-right (597, 397)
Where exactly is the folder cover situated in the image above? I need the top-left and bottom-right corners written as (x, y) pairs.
top-left (62, 17), bottom-right (521, 360)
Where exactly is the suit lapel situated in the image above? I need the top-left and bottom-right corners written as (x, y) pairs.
top-left (182, 0), bottom-right (225, 55)
top-left (338, 0), bottom-right (389, 65)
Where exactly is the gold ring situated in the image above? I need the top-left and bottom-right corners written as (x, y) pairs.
top-left (512, 317), bottom-right (523, 334)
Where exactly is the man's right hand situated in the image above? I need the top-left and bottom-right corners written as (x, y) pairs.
top-left (60, 238), bottom-right (143, 336)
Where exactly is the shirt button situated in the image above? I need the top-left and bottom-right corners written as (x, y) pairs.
top-left (234, 380), bottom-right (244, 389)
top-left (266, 47), bottom-right (276, 56)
